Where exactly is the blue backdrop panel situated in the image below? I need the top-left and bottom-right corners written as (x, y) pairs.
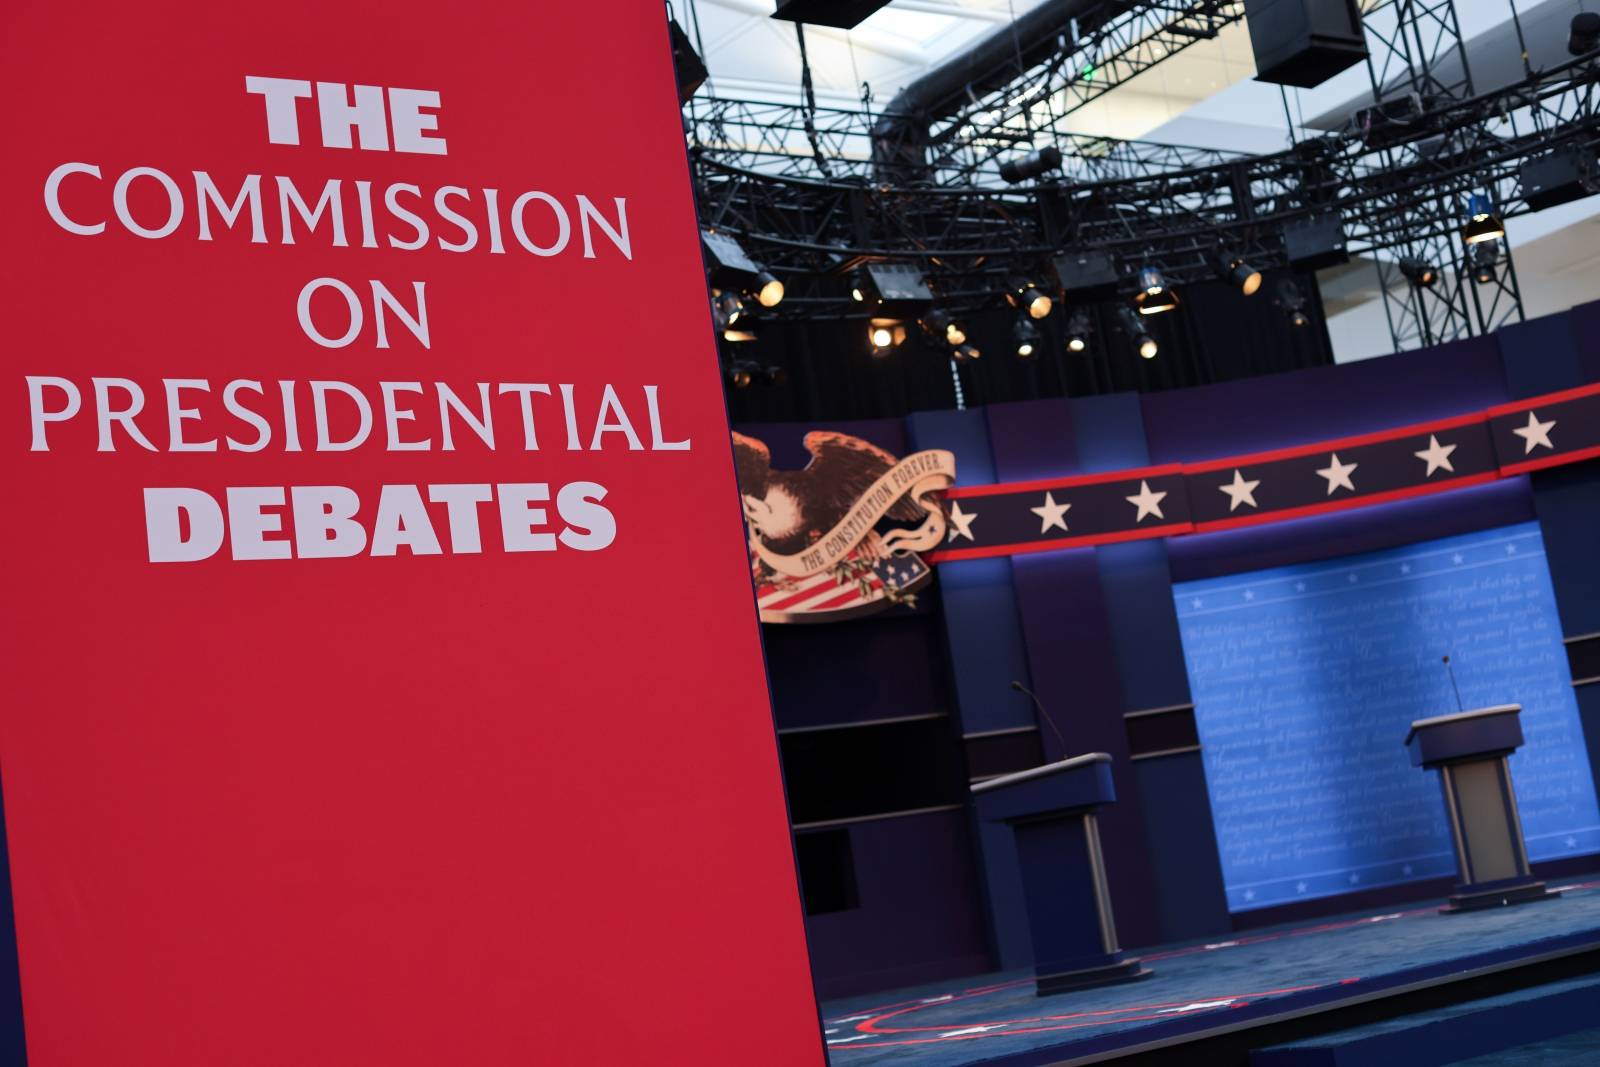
top-left (1174, 522), bottom-right (1600, 912)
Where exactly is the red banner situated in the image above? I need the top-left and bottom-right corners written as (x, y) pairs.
top-left (1, 2), bottom-right (822, 1063)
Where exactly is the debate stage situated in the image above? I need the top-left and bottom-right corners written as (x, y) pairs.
top-left (818, 879), bottom-right (1600, 1065)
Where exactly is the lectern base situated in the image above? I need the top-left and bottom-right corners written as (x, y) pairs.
top-left (1442, 878), bottom-right (1561, 914)
top-left (1036, 954), bottom-right (1152, 996)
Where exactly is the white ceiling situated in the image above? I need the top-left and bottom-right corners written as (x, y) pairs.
top-left (682, 0), bottom-right (1056, 107)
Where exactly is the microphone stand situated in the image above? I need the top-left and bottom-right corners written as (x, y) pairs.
top-left (1011, 680), bottom-right (1069, 756)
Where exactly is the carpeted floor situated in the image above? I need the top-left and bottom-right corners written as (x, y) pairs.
top-left (820, 880), bottom-right (1600, 1066)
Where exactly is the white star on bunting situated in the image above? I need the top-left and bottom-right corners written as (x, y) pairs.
top-left (1125, 479), bottom-right (1168, 522)
top-left (1413, 434), bottom-right (1457, 476)
top-left (1316, 452), bottom-right (1358, 495)
top-left (1030, 491), bottom-right (1071, 534)
top-left (1218, 469), bottom-right (1261, 512)
top-left (1512, 410), bottom-right (1556, 454)
top-left (946, 501), bottom-right (977, 543)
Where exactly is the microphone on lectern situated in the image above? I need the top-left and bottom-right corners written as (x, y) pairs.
top-left (1443, 655), bottom-right (1466, 713)
top-left (1011, 680), bottom-right (1069, 754)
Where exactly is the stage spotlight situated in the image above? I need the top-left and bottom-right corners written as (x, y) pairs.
top-left (714, 289), bottom-right (745, 329)
top-left (765, 365), bottom-right (789, 386)
top-left (951, 343), bottom-right (982, 364)
top-left (920, 308), bottom-right (967, 346)
top-left (723, 327), bottom-right (758, 343)
top-left (1471, 241), bottom-right (1502, 284)
top-left (727, 361), bottom-right (758, 389)
top-left (1570, 12), bottom-right (1600, 55)
top-left (754, 271), bottom-right (785, 308)
top-left (1275, 277), bottom-right (1311, 327)
top-left (1214, 253), bottom-right (1263, 295)
top-left (1399, 257), bottom-right (1438, 287)
top-left (868, 318), bottom-right (907, 357)
top-left (1065, 308), bottom-right (1091, 353)
top-left (1009, 277), bottom-right (1054, 319)
top-left (849, 270), bottom-right (867, 302)
top-left (1134, 266), bottom-right (1178, 315)
top-left (999, 145), bottom-right (1063, 184)
top-left (1012, 316), bottom-right (1040, 358)
top-left (1462, 194), bottom-right (1505, 245)
top-left (1120, 307), bottom-right (1157, 359)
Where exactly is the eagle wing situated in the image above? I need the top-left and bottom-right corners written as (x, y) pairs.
top-left (799, 431), bottom-right (924, 523)
top-left (730, 432), bottom-right (772, 498)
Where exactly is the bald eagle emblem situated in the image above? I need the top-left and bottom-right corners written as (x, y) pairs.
top-left (731, 431), bottom-right (957, 623)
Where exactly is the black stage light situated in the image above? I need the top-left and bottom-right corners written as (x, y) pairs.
top-left (1463, 194), bottom-right (1505, 245)
top-left (765, 365), bottom-right (789, 386)
top-left (1275, 278), bottom-right (1311, 327)
top-left (727, 360), bottom-right (758, 389)
top-left (754, 270), bottom-right (785, 308)
top-left (951, 343), bottom-right (982, 364)
top-left (1570, 12), bottom-right (1600, 56)
top-left (1008, 277), bottom-right (1054, 320)
top-left (848, 270), bottom-right (868, 303)
top-left (1471, 241), bottom-right (1501, 284)
top-left (857, 263), bottom-right (933, 313)
top-left (713, 289), bottom-right (745, 329)
top-left (1064, 308), bottom-right (1092, 353)
top-left (1012, 316), bottom-right (1040, 358)
top-left (703, 230), bottom-right (786, 306)
top-left (868, 318), bottom-right (907, 357)
top-left (920, 308), bottom-right (968, 347)
top-left (1399, 257), bottom-right (1438, 287)
top-left (1214, 253), bottom-right (1263, 295)
top-left (999, 145), bottom-right (1063, 184)
top-left (1134, 265), bottom-right (1178, 315)
top-left (668, 19), bottom-right (708, 104)
top-left (1120, 307), bottom-right (1157, 359)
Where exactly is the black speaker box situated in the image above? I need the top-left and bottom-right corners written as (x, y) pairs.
top-left (771, 0), bottom-right (893, 30)
top-left (1244, 0), bottom-right (1368, 88)
top-left (1521, 149), bottom-right (1599, 211)
top-left (1053, 250), bottom-right (1120, 298)
top-left (668, 19), bottom-right (707, 105)
top-left (1283, 215), bottom-right (1349, 270)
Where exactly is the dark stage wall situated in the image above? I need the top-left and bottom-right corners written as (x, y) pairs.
top-left (740, 301), bottom-right (1600, 998)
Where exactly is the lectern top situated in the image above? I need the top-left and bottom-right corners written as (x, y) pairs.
top-left (1405, 704), bottom-right (1521, 744)
top-left (970, 752), bottom-right (1112, 795)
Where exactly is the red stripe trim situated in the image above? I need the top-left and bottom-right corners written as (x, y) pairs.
top-left (1189, 472), bottom-right (1501, 533)
top-left (809, 581), bottom-right (880, 611)
top-left (1181, 412), bottom-right (1488, 474)
top-left (947, 463), bottom-right (1184, 499)
top-left (766, 576), bottom-right (841, 611)
top-left (928, 521), bottom-right (1194, 563)
top-left (1499, 442), bottom-right (1600, 476)
top-left (1485, 380), bottom-right (1600, 417)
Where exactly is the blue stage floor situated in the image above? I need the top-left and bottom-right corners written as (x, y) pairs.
top-left (820, 879), bottom-right (1600, 1065)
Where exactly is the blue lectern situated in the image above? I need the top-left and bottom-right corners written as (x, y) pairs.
top-left (971, 753), bottom-right (1151, 995)
top-left (1405, 705), bottom-right (1559, 913)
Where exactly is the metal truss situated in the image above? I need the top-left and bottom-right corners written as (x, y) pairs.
top-left (1360, 0), bottom-right (1522, 350)
top-left (914, 0), bottom-right (1249, 187)
top-left (687, 51), bottom-right (1600, 331)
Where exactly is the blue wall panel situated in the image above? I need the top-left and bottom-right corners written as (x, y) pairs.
top-left (1175, 522), bottom-right (1600, 912)
top-left (905, 407), bottom-right (1034, 966)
